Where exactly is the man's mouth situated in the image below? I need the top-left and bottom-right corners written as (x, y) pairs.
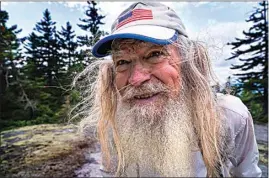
top-left (132, 93), bottom-right (160, 104)
top-left (134, 93), bottom-right (157, 99)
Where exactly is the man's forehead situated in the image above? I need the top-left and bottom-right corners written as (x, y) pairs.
top-left (111, 39), bottom-right (167, 56)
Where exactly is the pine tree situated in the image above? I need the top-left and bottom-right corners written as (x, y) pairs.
top-left (0, 10), bottom-right (24, 90)
top-left (24, 32), bottom-right (43, 79)
top-left (23, 9), bottom-right (66, 124)
top-left (0, 10), bottom-right (33, 130)
top-left (227, 1), bottom-right (268, 122)
top-left (34, 9), bottom-right (62, 86)
top-left (24, 9), bottom-right (63, 86)
top-left (58, 21), bottom-right (78, 69)
top-left (77, 1), bottom-right (105, 46)
top-left (58, 21), bottom-right (84, 83)
top-left (77, 1), bottom-right (106, 66)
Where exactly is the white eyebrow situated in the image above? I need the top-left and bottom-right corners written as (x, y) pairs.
top-left (112, 43), bottom-right (168, 59)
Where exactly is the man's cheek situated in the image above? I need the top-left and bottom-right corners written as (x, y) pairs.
top-left (115, 74), bottom-right (127, 94)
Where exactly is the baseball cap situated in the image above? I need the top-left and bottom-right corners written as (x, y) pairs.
top-left (92, 2), bottom-right (188, 58)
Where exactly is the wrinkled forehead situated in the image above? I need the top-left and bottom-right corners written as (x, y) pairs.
top-left (111, 38), bottom-right (168, 57)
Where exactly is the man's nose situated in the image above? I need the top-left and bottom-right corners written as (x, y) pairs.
top-left (128, 63), bottom-right (150, 87)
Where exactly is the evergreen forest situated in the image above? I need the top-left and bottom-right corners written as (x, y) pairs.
top-left (0, 1), bottom-right (267, 132)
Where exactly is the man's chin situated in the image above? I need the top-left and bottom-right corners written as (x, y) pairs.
top-left (130, 104), bottom-right (164, 122)
top-left (119, 99), bottom-right (172, 129)
top-left (116, 96), bottom-right (196, 177)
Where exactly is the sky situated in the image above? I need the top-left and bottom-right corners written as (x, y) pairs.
top-left (2, 1), bottom-right (261, 85)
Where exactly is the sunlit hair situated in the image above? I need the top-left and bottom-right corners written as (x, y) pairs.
top-left (169, 36), bottom-right (227, 177)
top-left (72, 35), bottom-right (227, 177)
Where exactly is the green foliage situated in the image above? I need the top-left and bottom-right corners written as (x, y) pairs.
top-left (0, 10), bottom-right (33, 131)
top-left (58, 21), bottom-right (79, 69)
top-left (77, 1), bottom-right (106, 46)
top-left (77, 1), bottom-right (107, 66)
top-left (0, 1), bottom-right (107, 131)
top-left (227, 1), bottom-right (268, 122)
top-left (240, 89), bottom-right (267, 123)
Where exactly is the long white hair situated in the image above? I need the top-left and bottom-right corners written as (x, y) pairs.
top-left (72, 35), bottom-right (227, 177)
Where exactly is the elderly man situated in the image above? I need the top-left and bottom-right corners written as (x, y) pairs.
top-left (77, 2), bottom-right (262, 177)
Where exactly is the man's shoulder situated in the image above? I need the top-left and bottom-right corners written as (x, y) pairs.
top-left (216, 93), bottom-right (250, 140)
top-left (216, 93), bottom-right (249, 119)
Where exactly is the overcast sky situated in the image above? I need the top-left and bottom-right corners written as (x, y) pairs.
top-left (2, 1), bottom-right (260, 84)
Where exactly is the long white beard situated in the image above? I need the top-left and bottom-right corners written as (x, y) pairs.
top-left (115, 96), bottom-right (198, 177)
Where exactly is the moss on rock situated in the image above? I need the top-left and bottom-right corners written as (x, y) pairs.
top-left (0, 124), bottom-right (96, 177)
top-left (258, 143), bottom-right (268, 165)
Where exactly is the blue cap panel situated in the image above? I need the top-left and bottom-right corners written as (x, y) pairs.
top-left (92, 31), bottom-right (179, 58)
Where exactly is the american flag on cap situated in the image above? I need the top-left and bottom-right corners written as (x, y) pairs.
top-left (116, 9), bottom-right (153, 29)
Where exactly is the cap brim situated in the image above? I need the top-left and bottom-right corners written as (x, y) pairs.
top-left (92, 25), bottom-right (178, 58)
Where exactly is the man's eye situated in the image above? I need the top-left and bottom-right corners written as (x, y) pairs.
top-left (115, 60), bottom-right (131, 72)
top-left (146, 51), bottom-right (165, 59)
top-left (144, 51), bottom-right (166, 64)
top-left (116, 60), bottom-right (130, 66)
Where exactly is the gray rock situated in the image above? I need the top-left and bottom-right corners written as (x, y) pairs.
top-left (254, 124), bottom-right (268, 143)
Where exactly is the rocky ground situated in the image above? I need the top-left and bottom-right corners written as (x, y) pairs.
top-left (0, 123), bottom-right (268, 177)
top-left (0, 124), bottom-right (96, 177)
